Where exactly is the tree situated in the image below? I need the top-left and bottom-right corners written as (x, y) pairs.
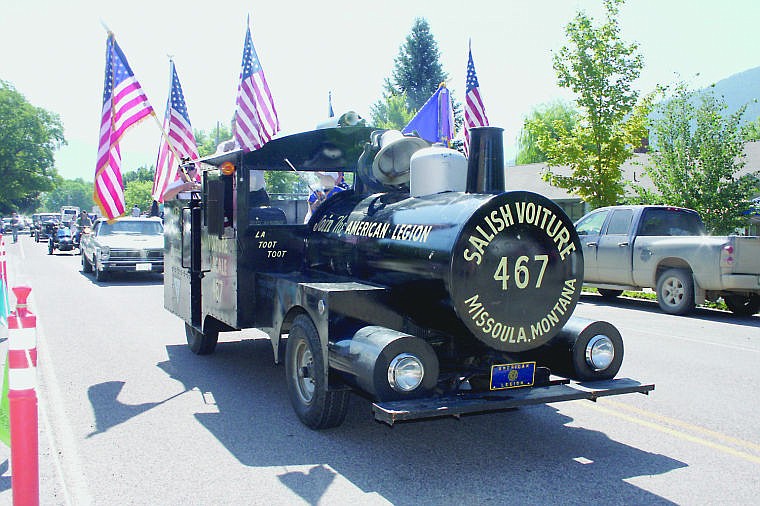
top-left (370, 93), bottom-right (416, 131)
top-left (538, 0), bottom-right (649, 208)
top-left (195, 122), bottom-right (232, 157)
top-left (0, 81), bottom-right (65, 214)
top-left (516, 100), bottom-right (579, 164)
top-left (743, 116), bottom-right (760, 142)
top-left (123, 165), bottom-right (155, 185)
top-left (637, 83), bottom-right (759, 234)
top-left (123, 180), bottom-right (154, 215)
top-left (371, 18), bottom-right (462, 132)
top-left (40, 178), bottom-right (93, 213)
top-left (387, 18), bottom-right (447, 112)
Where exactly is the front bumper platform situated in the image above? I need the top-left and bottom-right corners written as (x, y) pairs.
top-left (372, 378), bottom-right (654, 426)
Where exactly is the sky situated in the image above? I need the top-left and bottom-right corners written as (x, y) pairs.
top-left (3, 0), bottom-right (760, 182)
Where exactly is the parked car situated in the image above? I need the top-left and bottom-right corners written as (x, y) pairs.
top-left (575, 205), bottom-right (760, 315)
top-left (80, 217), bottom-right (164, 281)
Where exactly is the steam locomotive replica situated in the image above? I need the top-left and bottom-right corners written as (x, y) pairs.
top-left (163, 123), bottom-right (653, 429)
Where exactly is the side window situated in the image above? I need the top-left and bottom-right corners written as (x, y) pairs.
top-left (575, 210), bottom-right (609, 236)
top-left (605, 209), bottom-right (633, 235)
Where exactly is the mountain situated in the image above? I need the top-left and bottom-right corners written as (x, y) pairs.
top-left (705, 66), bottom-right (760, 122)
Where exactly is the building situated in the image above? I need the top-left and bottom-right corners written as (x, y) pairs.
top-left (505, 142), bottom-right (760, 234)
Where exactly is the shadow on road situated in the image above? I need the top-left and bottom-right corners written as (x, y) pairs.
top-left (580, 293), bottom-right (760, 328)
top-left (78, 271), bottom-right (164, 287)
top-left (81, 339), bottom-right (685, 505)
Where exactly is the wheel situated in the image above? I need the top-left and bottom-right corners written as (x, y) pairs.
top-left (185, 322), bottom-right (218, 355)
top-left (656, 268), bottom-right (694, 315)
top-left (95, 260), bottom-right (109, 281)
top-left (285, 314), bottom-right (349, 429)
top-left (724, 293), bottom-right (760, 316)
top-left (598, 289), bottom-right (623, 299)
top-left (81, 253), bottom-right (93, 273)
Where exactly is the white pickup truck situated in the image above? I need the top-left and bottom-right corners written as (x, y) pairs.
top-left (80, 217), bottom-right (164, 282)
top-left (575, 205), bottom-right (760, 316)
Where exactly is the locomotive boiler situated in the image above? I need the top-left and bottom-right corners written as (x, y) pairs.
top-left (163, 124), bottom-right (652, 429)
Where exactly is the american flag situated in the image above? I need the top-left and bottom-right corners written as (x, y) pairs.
top-left (152, 62), bottom-right (199, 202)
top-left (95, 34), bottom-right (154, 219)
top-left (234, 23), bottom-right (279, 152)
top-left (464, 45), bottom-right (489, 156)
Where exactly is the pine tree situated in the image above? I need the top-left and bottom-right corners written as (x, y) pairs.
top-left (388, 18), bottom-right (448, 111)
top-left (371, 18), bottom-right (450, 129)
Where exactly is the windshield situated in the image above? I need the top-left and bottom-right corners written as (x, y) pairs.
top-left (99, 220), bottom-right (163, 236)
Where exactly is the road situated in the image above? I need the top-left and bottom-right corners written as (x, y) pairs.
top-left (1, 233), bottom-right (759, 505)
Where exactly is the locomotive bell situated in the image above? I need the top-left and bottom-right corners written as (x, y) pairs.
top-left (371, 130), bottom-right (429, 186)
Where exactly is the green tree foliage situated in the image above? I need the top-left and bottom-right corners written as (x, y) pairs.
top-left (123, 180), bottom-right (154, 215)
top-left (122, 165), bottom-right (155, 185)
top-left (371, 18), bottom-right (462, 131)
top-left (0, 81), bottom-right (65, 213)
top-left (370, 94), bottom-right (416, 130)
top-left (538, 0), bottom-right (649, 208)
top-left (195, 122), bottom-right (232, 157)
top-left (40, 178), bottom-right (93, 213)
top-left (743, 116), bottom-right (760, 142)
top-left (516, 100), bottom-right (579, 164)
top-left (387, 18), bottom-right (447, 111)
top-left (637, 83), bottom-right (760, 234)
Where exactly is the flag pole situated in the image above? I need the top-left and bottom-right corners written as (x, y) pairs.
top-left (150, 59), bottom-right (195, 182)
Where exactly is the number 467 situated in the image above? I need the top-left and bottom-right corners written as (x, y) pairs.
top-left (493, 255), bottom-right (548, 290)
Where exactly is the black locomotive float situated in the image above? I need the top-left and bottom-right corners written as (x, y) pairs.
top-left (163, 124), bottom-right (653, 428)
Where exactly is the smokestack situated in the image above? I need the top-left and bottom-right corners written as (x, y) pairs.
top-left (466, 126), bottom-right (505, 193)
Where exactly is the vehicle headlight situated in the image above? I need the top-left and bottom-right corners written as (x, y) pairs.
top-left (387, 353), bottom-right (424, 392)
top-left (98, 246), bottom-right (110, 260)
top-left (585, 334), bottom-right (615, 371)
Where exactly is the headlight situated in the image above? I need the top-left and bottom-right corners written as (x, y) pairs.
top-left (585, 334), bottom-right (615, 371)
top-left (387, 353), bottom-right (424, 392)
top-left (98, 246), bottom-right (110, 260)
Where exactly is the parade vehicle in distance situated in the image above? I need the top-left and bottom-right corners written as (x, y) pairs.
top-left (48, 225), bottom-right (75, 255)
top-left (163, 125), bottom-right (653, 429)
top-left (80, 217), bottom-right (164, 282)
top-left (34, 213), bottom-right (61, 242)
top-left (575, 205), bottom-right (760, 316)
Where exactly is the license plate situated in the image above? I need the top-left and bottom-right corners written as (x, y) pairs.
top-left (490, 361), bottom-right (536, 390)
top-left (135, 263), bottom-right (152, 271)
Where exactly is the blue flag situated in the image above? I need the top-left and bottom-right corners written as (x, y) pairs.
top-left (402, 84), bottom-right (454, 146)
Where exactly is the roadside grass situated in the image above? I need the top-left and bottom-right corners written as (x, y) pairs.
top-left (581, 286), bottom-right (728, 311)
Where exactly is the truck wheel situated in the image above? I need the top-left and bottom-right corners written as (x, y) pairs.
top-left (285, 314), bottom-right (349, 429)
top-left (598, 289), bottom-right (623, 299)
top-left (82, 253), bottom-right (93, 273)
top-left (724, 293), bottom-right (760, 316)
top-left (185, 322), bottom-right (218, 355)
top-left (656, 268), bottom-right (694, 315)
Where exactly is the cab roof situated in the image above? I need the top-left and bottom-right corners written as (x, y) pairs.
top-left (191, 126), bottom-right (375, 173)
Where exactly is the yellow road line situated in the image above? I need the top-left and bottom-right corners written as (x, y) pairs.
top-left (585, 401), bottom-right (760, 465)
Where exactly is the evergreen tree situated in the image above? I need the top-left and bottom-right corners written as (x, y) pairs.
top-left (371, 18), bottom-right (458, 130)
top-left (387, 18), bottom-right (448, 112)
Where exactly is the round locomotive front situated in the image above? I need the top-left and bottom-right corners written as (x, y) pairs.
top-left (306, 189), bottom-right (583, 353)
